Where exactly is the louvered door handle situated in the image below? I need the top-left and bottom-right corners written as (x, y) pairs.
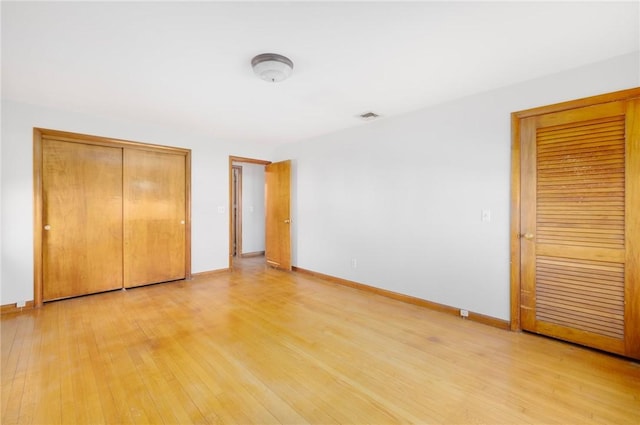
top-left (520, 233), bottom-right (534, 240)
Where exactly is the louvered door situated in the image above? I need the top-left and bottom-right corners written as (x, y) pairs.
top-left (519, 96), bottom-right (640, 359)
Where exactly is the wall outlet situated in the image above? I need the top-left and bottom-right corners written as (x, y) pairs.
top-left (17, 300), bottom-right (26, 308)
top-left (460, 309), bottom-right (469, 318)
top-left (351, 258), bottom-right (357, 269)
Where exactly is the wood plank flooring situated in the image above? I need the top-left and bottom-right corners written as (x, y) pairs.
top-left (2, 256), bottom-right (639, 424)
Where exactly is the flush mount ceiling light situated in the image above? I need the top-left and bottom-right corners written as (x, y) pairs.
top-left (251, 53), bottom-right (294, 83)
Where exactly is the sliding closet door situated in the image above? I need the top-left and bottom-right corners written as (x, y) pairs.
top-left (123, 149), bottom-right (186, 288)
top-left (42, 139), bottom-right (123, 301)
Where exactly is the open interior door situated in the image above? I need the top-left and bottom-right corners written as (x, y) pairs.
top-left (265, 160), bottom-right (291, 270)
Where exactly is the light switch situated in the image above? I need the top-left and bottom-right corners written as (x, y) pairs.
top-left (481, 209), bottom-right (491, 222)
top-left (218, 206), bottom-right (225, 214)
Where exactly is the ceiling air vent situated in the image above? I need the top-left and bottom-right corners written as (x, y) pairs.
top-left (358, 111), bottom-right (380, 121)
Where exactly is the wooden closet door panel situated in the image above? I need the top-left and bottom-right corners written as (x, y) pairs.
top-left (521, 100), bottom-right (634, 356)
top-left (265, 160), bottom-right (291, 270)
top-left (123, 149), bottom-right (186, 288)
top-left (42, 140), bottom-right (123, 300)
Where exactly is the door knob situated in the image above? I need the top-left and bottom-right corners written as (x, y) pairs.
top-left (44, 225), bottom-right (51, 230)
top-left (284, 219), bottom-right (291, 224)
top-left (520, 233), bottom-right (534, 240)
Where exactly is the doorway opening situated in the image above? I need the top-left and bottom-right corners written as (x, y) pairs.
top-left (232, 165), bottom-right (243, 257)
top-left (228, 156), bottom-right (270, 269)
top-left (228, 156), bottom-right (293, 271)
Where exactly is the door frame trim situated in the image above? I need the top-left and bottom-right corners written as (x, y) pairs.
top-left (33, 128), bottom-right (192, 307)
top-left (509, 87), bottom-right (640, 331)
top-left (232, 165), bottom-right (243, 258)
top-left (228, 156), bottom-right (271, 269)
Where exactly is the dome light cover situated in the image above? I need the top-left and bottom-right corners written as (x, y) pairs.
top-left (251, 53), bottom-right (294, 83)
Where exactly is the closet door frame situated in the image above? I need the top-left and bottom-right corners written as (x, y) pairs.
top-left (33, 128), bottom-right (192, 308)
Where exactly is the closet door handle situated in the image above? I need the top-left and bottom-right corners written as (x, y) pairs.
top-left (44, 225), bottom-right (51, 231)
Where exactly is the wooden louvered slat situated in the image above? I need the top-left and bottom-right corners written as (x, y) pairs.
top-left (537, 170), bottom-right (626, 181)
top-left (537, 161), bottom-right (624, 172)
top-left (535, 199), bottom-right (624, 206)
top-left (538, 173), bottom-right (623, 182)
top-left (537, 255), bottom-right (623, 270)
top-left (536, 270), bottom-right (624, 292)
top-left (536, 230), bottom-right (624, 246)
top-left (537, 130), bottom-right (624, 144)
top-left (538, 178), bottom-right (623, 187)
top-left (537, 144), bottom-right (624, 159)
top-left (538, 155), bottom-right (623, 168)
top-left (536, 233), bottom-right (622, 241)
top-left (538, 177), bottom-right (624, 186)
top-left (539, 137), bottom-right (624, 148)
top-left (536, 272), bottom-right (623, 290)
top-left (540, 211), bottom-right (618, 219)
top-left (536, 308), bottom-right (623, 335)
top-left (538, 214), bottom-right (624, 222)
top-left (537, 132), bottom-right (625, 148)
top-left (538, 135), bottom-right (624, 148)
top-left (538, 161), bottom-right (624, 172)
top-left (537, 145), bottom-right (624, 159)
top-left (536, 311), bottom-right (623, 338)
top-left (538, 222), bottom-right (623, 228)
top-left (535, 256), bottom-right (625, 339)
top-left (537, 228), bottom-right (623, 238)
top-left (538, 151), bottom-right (623, 162)
top-left (536, 278), bottom-right (622, 299)
top-left (537, 308), bottom-right (624, 329)
top-left (536, 241), bottom-right (622, 250)
top-left (536, 287), bottom-right (623, 312)
top-left (537, 227), bottom-right (622, 237)
top-left (538, 225), bottom-right (623, 234)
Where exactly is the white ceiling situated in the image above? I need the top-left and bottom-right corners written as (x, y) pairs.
top-left (2, 1), bottom-right (639, 146)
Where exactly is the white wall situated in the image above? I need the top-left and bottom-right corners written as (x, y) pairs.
top-left (236, 162), bottom-right (265, 254)
top-left (3, 53), bottom-right (638, 314)
top-left (0, 100), bottom-right (272, 305)
top-left (274, 52), bottom-right (640, 321)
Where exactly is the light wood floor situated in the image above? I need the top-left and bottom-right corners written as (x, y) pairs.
top-left (2, 256), bottom-right (639, 424)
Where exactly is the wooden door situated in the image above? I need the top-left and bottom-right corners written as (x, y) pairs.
top-left (42, 140), bottom-right (123, 301)
top-left (265, 160), bottom-right (291, 270)
top-left (123, 149), bottom-right (186, 287)
top-left (518, 96), bottom-right (640, 359)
